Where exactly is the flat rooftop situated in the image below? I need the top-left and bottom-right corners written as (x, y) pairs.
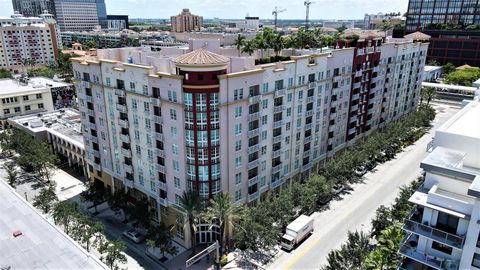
top-left (0, 79), bottom-right (49, 96)
top-left (28, 77), bottom-right (72, 89)
top-left (8, 109), bottom-right (84, 148)
top-left (0, 180), bottom-right (106, 269)
top-left (444, 100), bottom-right (480, 139)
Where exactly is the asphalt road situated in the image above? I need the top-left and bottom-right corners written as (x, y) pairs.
top-left (267, 103), bottom-right (460, 270)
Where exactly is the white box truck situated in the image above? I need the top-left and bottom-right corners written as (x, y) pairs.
top-left (281, 215), bottom-right (314, 251)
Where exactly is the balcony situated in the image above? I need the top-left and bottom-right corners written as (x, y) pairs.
top-left (273, 105), bottom-right (285, 113)
top-left (248, 175), bottom-right (259, 186)
top-left (302, 163), bottom-right (313, 172)
top-left (366, 47), bottom-right (375, 54)
top-left (329, 112), bottom-right (337, 119)
top-left (87, 109), bottom-right (95, 116)
top-left (150, 98), bottom-right (160, 106)
top-left (375, 46), bottom-right (382, 53)
top-left (116, 104), bottom-right (127, 113)
top-left (93, 163), bottom-right (101, 171)
top-left (305, 123), bottom-right (312, 131)
top-left (155, 148), bottom-right (165, 158)
top-left (352, 93), bottom-right (360, 100)
top-left (118, 119), bottom-right (129, 128)
top-left (248, 191), bottom-right (259, 202)
top-left (271, 178), bottom-right (284, 189)
top-left (248, 128), bottom-right (260, 138)
top-left (85, 95), bottom-right (93, 102)
top-left (82, 81), bottom-right (91, 88)
top-left (249, 96), bottom-right (261, 104)
top-left (156, 164), bottom-right (166, 173)
top-left (355, 70), bottom-right (362, 77)
top-left (273, 134), bottom-right (283, 144)
top-left (308, 82), bottom-right (317, 88)
top-left (333, 76), bottom-right (342, 83)
top-left (124, 164), bottom-right (133, 174)
top-left (248, 112), bottom-right (260, 122)
top-left (155, 132), bottom-right (164, 141)
top-left (114, 88), bottom-right (125, 97)
top-left (275, 88), bottom-right (286, 97)
top-left (158, 197), bottom-right (167, 207)
top-left (89, 123), bottom-right (97, 129)
top-left (248, 159), bottom-right (259, 170)
top-left (354, 82), bottom-right (361, 89)
top-left (357, 48), bottom-right (365, 56)
top-left (247, 144), bottom-right (260, 154)
top-left (351, 104), bottom-right (359, 111)
top-left (153, 115), bottom-right (163, 124)
top-left (272, 163), bottom-right (282, 173)
top-left (307, 96), bottom-right (315, 103)
top-left (304, 136), bottom-right (312, 143)
top-left (91, 150), bottom-right (100, 158)
top-left (89, 135), bottom-right (98, 143)
top-left (403, 210), bottom-right (465, 250)
top-left (119, 134), bottom-right (130, 143)
top-left (121, 148), bottom-right (131, 158)
top-left (158, 181), bottom-right (167, 191)
top-left (373, 66), bottom-right (380, 73)
top-left (348, 127), bottom-right (357, 135)
top-left (399, 234), bottom-right (459, 270)
top-left (273, 149), bottom-right (282, 158)
top-left (273, 120), bottom-right (284, 129)
top-left (305, 110), bottom-right (314, 117)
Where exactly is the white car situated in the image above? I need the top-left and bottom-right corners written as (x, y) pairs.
top-left (122, 229), bottom-right (145, 243)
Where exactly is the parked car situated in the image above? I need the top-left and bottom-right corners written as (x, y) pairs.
top-left (122, 229), bottom-right (146, 243)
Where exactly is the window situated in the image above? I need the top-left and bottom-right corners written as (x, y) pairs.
top-left (260, 176), bottom-right (266, 187)
top-left (23, 95), bottom-right (29, 101)
top-left (235, 156), bottom-right (242, 167)
top-left (234, 88), bottom-right (243, 100)
top-left (175, 194), bottom-right (181, 206)
top-left (171, 127), bottom-right (177, 138)
top-left (288, 77), bottom-right (294, 88)
top-left (170, 109), bottom-right (177, 120)
top-left (436, 212), bottom-right (459, 234)
top-left (262, 83), bottom-right (269, 93)
top-left (14, 107), bottom-right (20, 113)
top-left (261, 130), bottom-right (267, 141)
top-left (235, 106), bottom-right (242, 118)
top-left (38, 103), bottom-right (44, 109)
top-left (136, 145), bottom-right (141, 155)
top-left (261, 161), bottom-right (266, 171)
top-left (142, 85), bottom-right (148, 96)
top-left (144, 101), bottom-right (150, 112)
top-left (287, 108), bottom-right (291, 117)
top-left (174, 177), bottom-right (180, 189)
top-left (145, 118), bottom-right (151, 129)
top-left (235, 123), bottom-right (242, 135)
top-left (36, 93), bottom-right (42, 99)
top-left (172, 144), bottom-right (179, 155)
top-left (235, 172), bottom-right (242, 184)
top-left (150, 180), bottom-right (156, 192)
top-left (132, 99), bottom-right (138, 109)
top-left (431, 241), bottom-right (452, 255)
top-left (235, 140), bottom-right (242, 151)
top-left (3, 109), bottom-right (10, 114)
top-left (173, 160), bottom-right (180, 171)
top-left (235, 190), bottom-right (241, 201)
top-left (287, 93), bottom-right (293, 102)
top-left (262, 99), bottom-right (268, 109)
top-left (168, 90), bottom-right (178, 102)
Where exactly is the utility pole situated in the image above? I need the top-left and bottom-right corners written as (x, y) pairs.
top-left (272, 6), bottom-right (286, 31)
top-left (304, 0), bottom-right (315, 31)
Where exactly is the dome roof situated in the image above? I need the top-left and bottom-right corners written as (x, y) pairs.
top-left (173, 48), bottom-right (230, 66)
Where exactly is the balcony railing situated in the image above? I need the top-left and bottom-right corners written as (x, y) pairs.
top-left (275, 89), bottom-right (286, 97)
top-left (248, 112), bottom-right (260, 122)
top-left (155, 164), bottom-right (166, 173)
top-left (249, 96), bottom-right (261, 104)
top-left (273, 134), bottom-right (283, 144)
top-left (248, 159), bottom-right (259, 170)
top-left (271, 178), bottom-right (284, 189)
top-left (121, 148), bottom-right (131, 158)
top-left (124, 164), bottom-right (133, 174)
top-left (87, 109), bottom-right (95, 116)
top-left (273, 120), bottom-right (284, 129)
top-left (118, 119), bottom-right (129, 128)
top-left (354, 82), bottom-right (361, 89)
top-left (403, 211), bottom-right (465, 249)
top-left (273, 105), bottom-right (285, 113)
top-left (114, 88), bottom-right (125, 97)
top-left (273, 149), bottom-right (282, 158)
top-left (155, 132), bottom-right (164, 141)
top-left (399, 234), bottom-right (459, 270)
top-left (248, 191), bottom-right (259, 202)
top-left (247, 144), bottom-right (260, 154)
top-left (150, 98), bottom-right (160, 106)
top-left (248, 128), bottom-right (260, 138)
top-left (248, 175), bottom-right (259, 186)
top-left (116, 103), bottom-right (127, 113)
top-left (355, 70), bottom-right (362, 77)
top-left (119, 134), bottom-right (130, 142)
top-left (153, 115), bottom-right (163, 124)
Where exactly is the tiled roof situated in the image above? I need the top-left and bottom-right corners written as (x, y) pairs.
top-left (172, 48), bottom-right (230, 66)
top-left (404, 31), bottom-right (431, 40)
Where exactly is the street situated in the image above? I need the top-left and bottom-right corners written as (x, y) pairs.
top-left (267, 103), bottom-right (460, 270)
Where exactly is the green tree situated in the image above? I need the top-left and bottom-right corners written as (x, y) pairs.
top-left (52, 201), bottom-right (80, 234)
top-left (0, 68), bottom-right (12, 79)
top-left (5, 162), bottom-right (18, 188)
top-left (364, 225), bottom-right (404, 270)
top-left (33, 186), bottom-right (58, 214)
top-left (445, 67), bottom-right (480, 86)
top-left (241, 39), bottom-right (257, 56)
top-left (71, 215), bottom-right (105, 252)
top-left (108, 190), bottom-right (129, 223)
top-left (321, 230), bottom-right (371, 270)
top-left (421, 86), bottom-right (436, 105)
top-left (99, 240), bottom-right (127, 270)
top-left (128, 199), bottom-right (151, 229)
top-left (370, 205), bottom-right (393, 237)
top-left (428, 59), bottom-right (440, 66)
top-left (233, 34), bottom-right (246, 57)
top-left (255, 34), bottom-right (268, 58)
top-left (272, 33), bottom-right (285, 56)
top-left (442, 62), bottom-right (456, 75)
top-left (81, 181), bottom-right (105, 215)
top-left (202, 192), bottom-right (244, 255)
top-left (179, 191), bottom-right (201, 252)
top-left (146, 222), bottom-right (178, 258)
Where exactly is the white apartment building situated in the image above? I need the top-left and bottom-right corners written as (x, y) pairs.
top-left (72, 35), bottom-right (428, 248)
top-left (0, 78), bottom-right (54, 128)
top-left (398, 97), bottom-right (480, 270)
top-left (0, 12), bottom-right (61, 71)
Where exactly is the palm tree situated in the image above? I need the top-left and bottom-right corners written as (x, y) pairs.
top-left (202, 192), bottom-right (244, 255)
top-left (255, 34), bottom-right (267, 58)
top-left (179, 191), bottom-right (201, 252)
top-left (241, 40), bottom-right (257, 56)
top-left (233, 34), bottom-right (246, 57)
top-left (272, 33), bottom-right (285, 57)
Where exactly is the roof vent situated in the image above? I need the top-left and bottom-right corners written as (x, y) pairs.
top-left (13, 230), bottom-right (22, 237)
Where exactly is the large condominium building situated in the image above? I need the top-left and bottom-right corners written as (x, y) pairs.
top-left (12, 0), bottom-right (56, 17)
top-left (72, 34), bottom-right (428, 248)
top-left (395, 0), bottom-right (480, 66)
top-left (398, 96), bottom-right (480, 270)
top-left (170, 9), bottom-right (203, 33)
top-left (0, 78), bottom-right (54, 128)
top-left (53, 0), bottom-right (107, 31)
top-left (0, 12), bottom-right (60, 71)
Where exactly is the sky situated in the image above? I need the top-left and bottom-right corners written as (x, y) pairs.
top-left (0, 0), bottom-right (408, 19)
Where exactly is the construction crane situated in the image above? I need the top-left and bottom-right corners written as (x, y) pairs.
top-left (304, 0), bottom-right (315, 31)
top-left (272, 6), bottom-right (286, 30)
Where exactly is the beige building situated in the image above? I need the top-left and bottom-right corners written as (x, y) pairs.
top-left (0, 77), bottom-right (54, 128)
top-left (170, 8), bottom-right (203, 33)
top-left (0, 12), bottom-right (61, 71)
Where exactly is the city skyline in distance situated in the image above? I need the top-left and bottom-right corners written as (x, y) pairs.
top-left (0, 0), bottom-right (408, 20)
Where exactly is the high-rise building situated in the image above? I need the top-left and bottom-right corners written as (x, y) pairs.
top-left (170, 8), bottom-right (203, 32)
top-left (53, 0), bottom-right (106, 31)
top-left (398, 96), bottom-right (480, 270)
top-left (395, 0), bottom-right (480, 66)
top-left (12, 0), bottom-right (56, 17)
top-left (0, 12), bottom-right (61, 71)
top-left (363, 13), bottom-right (402, 30)
top-left (72, 35), bottom-right (428, 248)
